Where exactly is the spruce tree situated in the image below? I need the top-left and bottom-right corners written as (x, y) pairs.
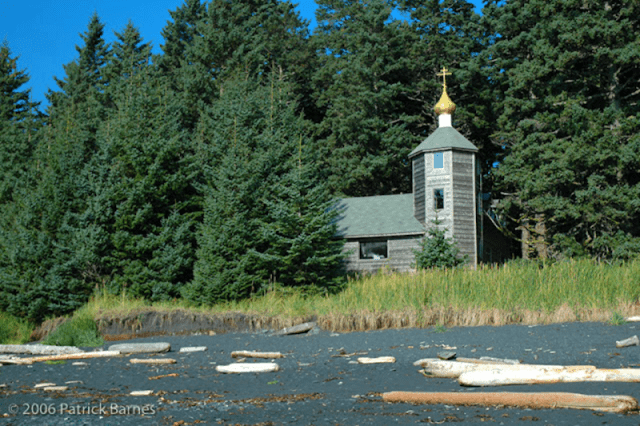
top-left (0, 14), bottom-right (112, 320)
top-left (76, 22), bottom-right (199, 300)
top-left (0, 42), bottom-right (40, 204)
top-left (484, 0), bottom-right (640, 260)
top-left (311, 0), bottom-right (420, 196)
top-left (184, 76), bottom-right (345, 305)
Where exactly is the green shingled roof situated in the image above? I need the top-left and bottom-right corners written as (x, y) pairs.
top-left (409, 126), bottom-right (478, 158)
top-left (335, 194), bottom-right (425, 238)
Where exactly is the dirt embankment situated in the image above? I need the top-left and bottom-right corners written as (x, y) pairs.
top-left (31, 310), bottom-right (316, 341)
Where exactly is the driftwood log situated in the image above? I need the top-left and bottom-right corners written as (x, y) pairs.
top-left (415, 359), bottom-right (577, 378)
top-left (459, 367), bottom-right (640, 386)
top-left (108, 343), bottom-right (170, 354)
top-left (129, 358), bottom-right (176, 365)
top-left (382, 391), bottom-right (638, 413)
top-left (215, 362), bottom-right (279, 373)
top-left (357, 356), bottom-right (396, 364)
top-left (616, 335), bottom-right (640, 348)
top-left (23, 351), bottom-right (121, 364)
top-left (231, 351), bottom-right (283, 359)
top-left (456, 357), bottom-right (521, 365)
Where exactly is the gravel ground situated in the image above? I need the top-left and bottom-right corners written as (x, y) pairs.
top-left (1, 322), bottom-right (639, 425)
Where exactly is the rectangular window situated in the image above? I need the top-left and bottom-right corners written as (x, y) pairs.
top-left (434, 188), bottom-right (444, 210)
top-left (360, 241), bottom-right (388, 260)
top-left (434, 152), bottom-right (443, 169)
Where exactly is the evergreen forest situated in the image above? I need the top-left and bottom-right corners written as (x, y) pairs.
top-left (1, 0), bottom-right (639, 322)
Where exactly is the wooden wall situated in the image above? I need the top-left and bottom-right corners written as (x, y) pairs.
top-left (342, 236), bottom-right (423, 273)
top-left (451, 150), bottom-right (477, 266)
top-left (412, 156), bottom-right (425, 224)
top-left (423, 150), bottom-right (454, 236)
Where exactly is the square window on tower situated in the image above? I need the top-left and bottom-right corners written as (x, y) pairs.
top-left (434, 152), bottom-right (443, 169)
top-left (434, 188), bottom-right (444, 210)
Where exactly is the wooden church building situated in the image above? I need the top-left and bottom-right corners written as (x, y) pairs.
top-left (336, 68), bottom-right (512, 273)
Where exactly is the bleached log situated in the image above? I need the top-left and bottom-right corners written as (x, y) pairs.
top-left (43, 386), bottom-right (68, 392)
top-left (129, 358), bottom-right (176, 365)
top-left (231, 350), bottom-right (283, 359)
top-left (0, 356), bottom-right (32, 365)
top-left (179, 346), bottom-right (207, 353)
top-left (357, 356), bottom-right (396, 364)
top-left (23, 351), bottom-right (121, 364)
top-left (382, 391), bottom-right (638, 413)
top-left (130, 390), bottom-right (154, 396)
top-left (415, 359), bottom-right (585, 378)
top-left (616, 335), bottom-right (639, 348)
top-left (216, 362), bottom-right (279, 373)
top-left (0, 345), bottom-right (83, 355)
top-left (457, 357), bottom-right (521, 365)
top-left (625, 316), bottom-right (640, 322)
top-left (34, 382), bottom-right (57, 388)
top-left (108, 343), bottom-right (170, 354)
top-left (459, 367), bottom-right (640, 387)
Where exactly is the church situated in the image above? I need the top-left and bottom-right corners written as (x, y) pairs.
top-left (336, 68), bottom-right (514, 273)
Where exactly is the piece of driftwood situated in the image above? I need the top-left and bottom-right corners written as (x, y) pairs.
top-left (129, 358), bottom-right (176, 365)
top-left (43, 386), bottom-right (68, 392)
top-left (34, 382), bottom-right (57, 388)
top-left (108, 342), bottom-right (170, 354)
top-left (231, 351), bottom-right (283, 359)
top-left (273, 322), bottom-right (316, 336)
top-left (625, 316), bottom-right (640, 322)
top-left (357, 356), bottom-right (396, 364)
top-left (23, 350), bottom-right (121, 364)
top-left (0, 344), bottom-right (83, 355)
top-left (460, 367), bottom-right (640, 386)
top-left (179, 346), bottom-right (207, 353)
top-left (216, 362), bottom-right (279, 373)
top-left (457, 357), bottom-right (521, 365)
top-left (130, 390), bottom-right (154, 396)
top-left (414, 359), bottom-right (570, 378)
top-left (382, 391), bottom-right (638, 413)
top-left (616, 335), bottom-right (640, 348)
top-left (0, 356), bottom-right (32, 365)
top-left (148, 373), bottom-right (179, 380)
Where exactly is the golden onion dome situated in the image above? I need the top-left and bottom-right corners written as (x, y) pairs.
top-left (434, 86), bottom-right (456, 116)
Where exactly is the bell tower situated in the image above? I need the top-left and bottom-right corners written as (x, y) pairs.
top-left (408, 67), bottom-right (479, 266)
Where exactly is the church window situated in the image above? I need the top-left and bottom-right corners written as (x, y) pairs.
top-left (360, 240), bottom-right (387, 260)
top-left (434, 188), bottom-right (444, 210)
top-left (434, 152), bottom-right (443, 169)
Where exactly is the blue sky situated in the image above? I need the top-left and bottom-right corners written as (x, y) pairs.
top-left (1, 0), bottom-right (482, 109)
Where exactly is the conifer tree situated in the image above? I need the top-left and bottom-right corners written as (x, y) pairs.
top-left (0, 14), bottom-right (112, 320)
top-left (0, 42), bottom-right (40, 204)
top-left (484, 0), bottom-right (640, 260)
top-left (82, 65), bottom-right (199, 300)
top-left (311, 0), bottom-right (419, 196)
top-left (184, 76), bottom-right (345, 305)
top-left (158, 0), bottom-right (209, 131)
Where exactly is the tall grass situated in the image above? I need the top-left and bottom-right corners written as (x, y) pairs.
top-left (0, 312), bottom-right (34, 344)
top-left (79, 258), bottom-right (640, 332)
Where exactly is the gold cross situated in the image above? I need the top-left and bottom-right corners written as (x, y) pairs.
top-left (437, 66), bottom-right (452, 88)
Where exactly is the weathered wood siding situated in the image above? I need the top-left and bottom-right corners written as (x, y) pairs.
top-left (424, 150), bottom-right (454, 238)
top-left (451, 150), bottom-right (477, 266)
top-left (413, 156), bottom-right (425, 224)
top-left (342, 236), bottom-right (423, 273)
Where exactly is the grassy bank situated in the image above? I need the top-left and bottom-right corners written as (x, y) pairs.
top-left (4, 258), bottom-right (640, 343)
top-left (86, 258), bottom-right (640, 332)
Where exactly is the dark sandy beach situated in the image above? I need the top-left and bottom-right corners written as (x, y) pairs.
top-left (1, 322), bottom-right (639, 425)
